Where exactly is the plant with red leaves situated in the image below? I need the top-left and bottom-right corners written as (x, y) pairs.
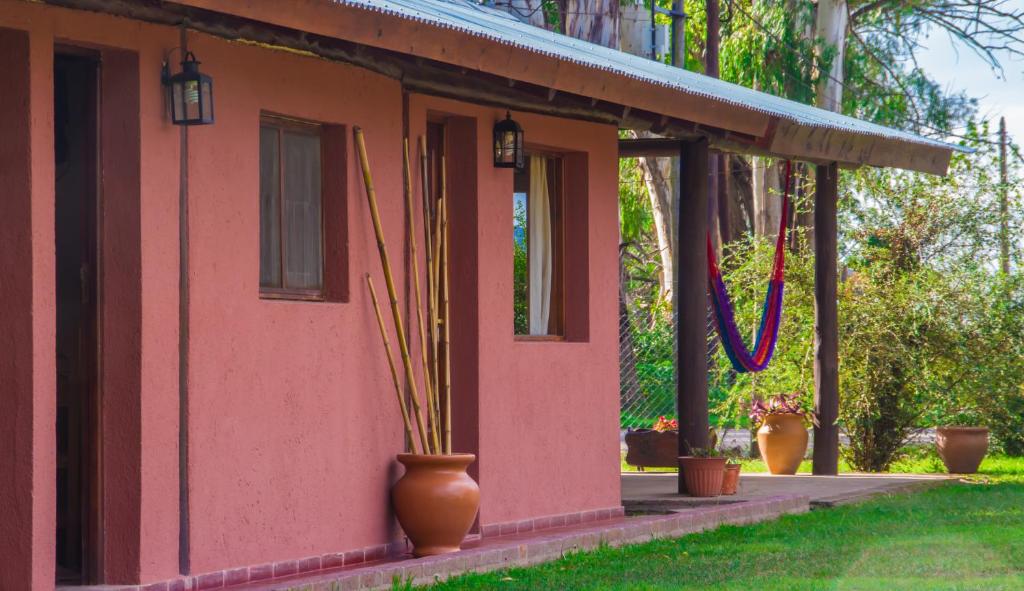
top-left (748, 393), bottom-right (817, 428)
top-left (652, 416), bottom-right (678, 432)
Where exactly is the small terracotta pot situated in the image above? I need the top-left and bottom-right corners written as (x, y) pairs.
top-left (392, 453), bottom-right (480, 557)
top-left (757, 414), bottom-right (808, 475)
top-left (721, 463), bottom-right (741, 495)
top-left (678, 456), bottom-right (726, 497)
top-left (936, 426), bottom-right (989, 474)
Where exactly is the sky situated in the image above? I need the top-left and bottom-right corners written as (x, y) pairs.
top-left (916, 3), bottom-right (1024, 144)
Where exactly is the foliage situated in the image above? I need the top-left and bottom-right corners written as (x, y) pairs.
top-left (835, 133), bottom-right (1024, 469)
top-left (513, 197), bottom-right (528, 335)
top-left (628, 312), bottom-right (676, 418)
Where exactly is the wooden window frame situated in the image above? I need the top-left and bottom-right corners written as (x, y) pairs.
top-left (514, 151), bottom-right (566, 341)
top-left (259, 114), bottom-right (327, 301)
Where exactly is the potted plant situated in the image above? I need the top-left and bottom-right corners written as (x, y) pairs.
top-left (720, 437), bottom-right (743, 495)
top-left (678, 430), bottom-right (727, 497)
top-left (750, 393), bottom-right (815, 475)
top-left (357, 130), bottom-right (479, 556)
top-left (936, 426), bottom-right (989, 474)
top-left (624, 416), bottom-right (679, 470)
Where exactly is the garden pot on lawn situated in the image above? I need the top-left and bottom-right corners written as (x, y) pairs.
top-left (678, 457), bottom-right (727, 497)
top-left (936, 426), bottom-right (989, 474)
top-left (624, 429), bottom-right (679, 469)
top-left (392, 453), bottom-right (480, 556)
top-left (721, 463), bottom-right (741, 495)
top-left (757, 414), bottom-right (808, 475)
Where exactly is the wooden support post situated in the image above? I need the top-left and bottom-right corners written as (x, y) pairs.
top-left (812, 162), bottom-right (840, 475)
top-left (676, 139), bottom-right (710, 493)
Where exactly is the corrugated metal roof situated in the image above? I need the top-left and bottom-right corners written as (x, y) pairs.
top-left (333, 0), bottom-right (965, 154)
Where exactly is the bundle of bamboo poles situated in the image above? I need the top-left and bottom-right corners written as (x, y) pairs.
top-left (355, 127), bottom-right (452, 456)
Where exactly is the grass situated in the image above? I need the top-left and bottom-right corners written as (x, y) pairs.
top-left (431, 456), bottom-right (1024, 590)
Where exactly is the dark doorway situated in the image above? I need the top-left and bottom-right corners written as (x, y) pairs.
top-left (54, 51), bottom-right (100, 585)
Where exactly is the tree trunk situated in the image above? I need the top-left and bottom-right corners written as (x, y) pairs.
top-left (636, 146), bottom-right (676, 302)
top-left (752, 157), bottom-right (782, 238)
top-left (564, 0), bottom-right (620, 48)
top-left (814, 0), bottom-right (848, 112)
top-left (619, 0), bottom-right (651, 58)
top-left (705, 0), bottom-right (722, 256)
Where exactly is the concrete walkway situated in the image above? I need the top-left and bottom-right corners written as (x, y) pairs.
top-left (622, 471), bottom-right (954, 511)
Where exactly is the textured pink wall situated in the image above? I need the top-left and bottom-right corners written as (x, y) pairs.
top-left (407, 97), bottom-right (622, 527)
top-left (1, 3), bottom-right (620, 586)
top-left (0, 4), bottom-right (183, 586)
top-left (0, 24), bottom-right (56, 591)
top-left (181, 34), bottom-right (408, 574)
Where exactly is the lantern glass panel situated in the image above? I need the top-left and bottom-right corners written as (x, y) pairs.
top-left (171, 81), bottom-right (185, 123)
top-left (200, 78), bottom-right (214, 123)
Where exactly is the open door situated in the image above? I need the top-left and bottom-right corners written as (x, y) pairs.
top-left (54, 50), bottom-right (101, 584)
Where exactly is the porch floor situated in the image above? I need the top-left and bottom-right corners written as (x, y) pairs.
top-left (622, 471), bottom-right (954, 510)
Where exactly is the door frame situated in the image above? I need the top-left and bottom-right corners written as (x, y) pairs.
top-left (54, 45), bottom-right (104, 585)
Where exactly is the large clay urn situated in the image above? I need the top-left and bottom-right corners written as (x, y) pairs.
top-left (392, 454), bottom-right (480, 557)
top-left (936, 427), bottom-right (989, 474)
top-left (757, 414), bottom-right (809, 475)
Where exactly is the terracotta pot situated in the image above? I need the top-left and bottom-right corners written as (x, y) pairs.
top-left (678, 456), bottom-right (727, 497)
top-left (757, 414), bottom-right (808, 475)
top-left (624, 429), bottom-right (679, 469)
top-left (392, 453), bottom-right (480, 557)
top-left (936, 426), bottom-right (989, 474)
top-left (721, 463), bottom-right (741, 495)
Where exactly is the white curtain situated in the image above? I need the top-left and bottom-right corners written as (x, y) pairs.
top-left (528, 155), bottom-right (552, 335)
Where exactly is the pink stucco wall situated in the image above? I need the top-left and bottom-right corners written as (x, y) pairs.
top-left (181, 31), bottom-right (409, 575)
top-left (0, 3), bottom-right (620, 587)
top-left (1, 4), bottom-right (184, 586)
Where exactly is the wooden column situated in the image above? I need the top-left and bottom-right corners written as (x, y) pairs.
top-left (676, 139), bottom-right (710, 493)
top-left (812, 162), bottom-right (840, 475)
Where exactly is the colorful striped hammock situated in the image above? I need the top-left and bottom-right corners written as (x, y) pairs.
top-left (708, 161), bottom-right (792, 373)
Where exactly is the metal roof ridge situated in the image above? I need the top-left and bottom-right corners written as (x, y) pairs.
top-left (332, 0), bottom-right (969, 155)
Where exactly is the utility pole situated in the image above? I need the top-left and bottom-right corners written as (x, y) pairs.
top-left (1000, 116), bottom-right (1010, 275)
top-left (650, 1), bottom-right (686, 65)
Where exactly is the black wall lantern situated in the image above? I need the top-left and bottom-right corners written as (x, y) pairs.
top-left (162, 51), bottom-right (214, 126)
top-left (493, 111), bottom-right (524, 170)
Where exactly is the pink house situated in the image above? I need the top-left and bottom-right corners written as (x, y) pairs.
top-left (0, 1), bottom-right (960, 589)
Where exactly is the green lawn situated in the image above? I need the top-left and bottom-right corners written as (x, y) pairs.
top-left (432, 457), bottom-right (1024, 590)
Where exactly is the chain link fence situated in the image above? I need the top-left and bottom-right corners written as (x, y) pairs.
top-left (618, 296), bottom-right (718, 430)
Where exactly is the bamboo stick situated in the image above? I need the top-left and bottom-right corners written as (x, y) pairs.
top-left (354, 127), bottom-right (432, 454)
top-left (366, 274), bottom-right (418, 454)
top-left (418, 136), bottom-right (438, 410)
top-left (430, 195), bottom-right (444, 402)
top-left (404, 138), bottom-right (441, 454)
top-left (440, 161), bottom-right (453, 455)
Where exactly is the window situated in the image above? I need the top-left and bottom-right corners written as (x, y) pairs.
top-left (513, 154), bottom-right (564, 337)
top-left (260, 115), bottom-right (324, 299)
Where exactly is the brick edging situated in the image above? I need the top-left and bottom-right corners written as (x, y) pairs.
top-left (56, 539), bottom-right (407, 591)
top-left (479, 505), bottom-right (626, 538)
top-left (278, 494), bottom-right (810, 591)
